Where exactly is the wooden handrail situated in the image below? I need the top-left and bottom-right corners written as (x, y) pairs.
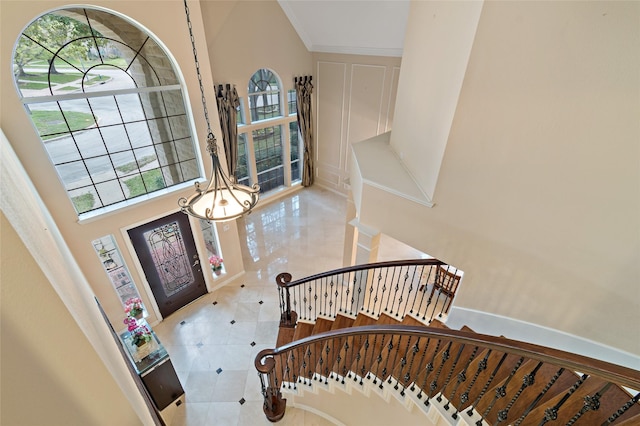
top-left (258, 325), bottom-right (640, 390)
top-left (261, 259), bottom-right (640, 423)
top-left (276, 259), bottom-right (445, 289)
top-left (275, 259), bottom-right (449, 326)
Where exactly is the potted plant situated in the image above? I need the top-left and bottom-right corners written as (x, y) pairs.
top-left (123, 317), bottom-right (153, 347)
top-left (209, 254), bottom-right (224, 275)
top-left (124, 297), bottom-right (144, 319)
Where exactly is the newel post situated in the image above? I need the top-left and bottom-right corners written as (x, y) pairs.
top-left (276, 272), bottom-right (297, 327)
top-left (255, 349), bottom-right (286, 422)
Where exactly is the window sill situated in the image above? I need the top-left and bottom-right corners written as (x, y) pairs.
top-left (77, 180), bottom-right (202, 225)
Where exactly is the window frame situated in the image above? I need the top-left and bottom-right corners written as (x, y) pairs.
top-left (238, 69), bottom-right (300, 195)
top-left (13, 7), bottom-right (203, 221)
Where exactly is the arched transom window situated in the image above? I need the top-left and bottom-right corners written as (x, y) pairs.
top-left (236, 68), bottom-right (301, 193)
top-left (13, 7), bottom-right (199, 217)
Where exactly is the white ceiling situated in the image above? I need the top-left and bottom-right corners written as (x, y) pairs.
top-left (277, 0), bottom-right (410, 57)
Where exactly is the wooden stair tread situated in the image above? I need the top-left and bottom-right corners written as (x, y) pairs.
top-left (352, 313), bottom-right (378, 327)
top-left (314, 314), bottom-right (356, 377)
top-left (292, 322), bottom-right (314, 341)
top-left (311, 318), bottom-right (334, 335)
top-left (401, 315), bottom-right (428, 327)
top-left (333, 313), bottom-right (386, 377)
top-left (415, 328), bottom-right (480, 399)
top-left (428, 318), bottom-right (448, 328)
top-left (377, 312), bottom-right (404, 325)
top-left (331, 313), bottom-right (355, 330)
top-left (615, 412), bottom-right (640, 426)
top-left (276, 327), bottom-right (295, 347)
top-left (520, 375), bottom-right (640, 426)
top-left (277, 309), bottom-right (638, 426)
top-left (474, 359), bottom-right (579, 424)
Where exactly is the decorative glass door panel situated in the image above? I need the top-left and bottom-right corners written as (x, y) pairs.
top-left (128, 212), bottom-right (206, 318)
top-left (144, 222), bottom-right (194, 297)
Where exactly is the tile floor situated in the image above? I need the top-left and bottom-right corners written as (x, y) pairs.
top-left (153, 186), bottom-right (427, 426)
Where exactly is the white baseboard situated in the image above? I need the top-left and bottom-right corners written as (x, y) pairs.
top-left (445, 307), bottom-right (640, 371)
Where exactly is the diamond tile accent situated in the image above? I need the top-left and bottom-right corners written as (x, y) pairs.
top-left (240, 284), bottom-right (245, 288)
top-left (180, 321), bottom-right (186, 325)
top-left (239, 398), bottom-right (246, 405)
top-left (250, 341), bottom-right (256, 346)
top-left (212, 301), bottom-right (218, 305)
top-left (230, 320), bottom-right (236, 324)
top-left (259, 300), bottom-right (264, 304)
top-left (196, 342), bottom-right (204, 348)
top-left (216, 368), bottom-right (223, 374)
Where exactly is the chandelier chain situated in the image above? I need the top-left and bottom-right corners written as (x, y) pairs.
top-left (184, 0), bottom-right (212, 138)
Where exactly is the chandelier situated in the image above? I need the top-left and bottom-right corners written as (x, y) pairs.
top-left (178, 0), bottom-right (259, 222)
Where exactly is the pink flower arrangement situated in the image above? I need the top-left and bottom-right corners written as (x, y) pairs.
top-left (123, 317), bottom-right (152, 346)
top-left (209, 254), bottom-right (223, 270)
top-left (124, 297), bottom-right (144, 318)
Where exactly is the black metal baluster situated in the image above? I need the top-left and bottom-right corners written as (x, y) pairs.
top-left (329, 278), bottom-right (336, 319)
top-left (292, 346), bottom-right (300, 386)
top-left (359, 336), bottom-right (371, 385)
top-left (356, 271), bottom-right (365, 314)
top-left (372, 334), bottom-right (387, 385)
top-left (411, 336), bottom-right (433, 393)
top-left (365, 269), bottom-right (378, 314)
top-left (389, 267), bottom-right (403, 316)
top-left (401, 265), bottom-right (419, 318)
top-left (418, 339), bottom-right (442, 404)
top-left (429, 287), bottom-right (446, 322)
top-left (283, 351), bottom-right (292, 389)
top-left (466, 352), bottom-right (508, 416)
top-left (436, 343), bottom-right (467, 403)
top-left (418, 266), bottom-right (437, 321)
top-left (446, 346), bottom-right (479, 418)
top-left (513, 367), bottom-right (565, 426)
top-left (392, 267), bottom-right (410, 317)
top-left (316, 278), bottom-right (329, 316)
top-left (313, 280), bottom-right (318, 320)
top-left (339, 340), bottom-right (349, 384)
top-left (301, 346), bottom-right (311, 385)
top-left (399, 338), bottom-right (422, 397)
top-left (409, 265), bottom-right (426, 315)
top-left (536, 374), bottom-right (588, 426)
top-left (494, 361), bottom-right (543, 425)
top-left (565, 382), bottom-right (613, 426)
top-left (379, 336), bottom-right (396, 388)
top-left (367, 333), bottom-right (379, 381)
top-left (356, 334), bottom-right (366, 383)
top-left (426, 341), bottom-right (453, 404)
top-left (477, 356), bottom-right (525, 425)
top-left (322, 340), bottom-right (331, 383)
top-left (395, 335), bottom-right (415, 390)
top-left (601, 392), bottom-right (640, 426)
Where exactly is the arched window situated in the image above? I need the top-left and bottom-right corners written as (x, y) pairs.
top-left (13, 7), bottom-right (199, 217)
top-left (236, 68), bottom-right (300, 193)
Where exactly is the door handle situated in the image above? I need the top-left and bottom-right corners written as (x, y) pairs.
top-left (192, 260), bottom-right (200, 267)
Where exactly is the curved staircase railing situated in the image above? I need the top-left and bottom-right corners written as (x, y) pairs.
top-left (276, 259), bottom-right (460, 327)
top-left (256, 325), bottom-right (640, 424)
top-left (261, 260), bottom-right (639, 424)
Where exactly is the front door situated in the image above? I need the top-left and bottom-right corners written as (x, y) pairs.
top-left (127, 212), bottom-right (207, 318)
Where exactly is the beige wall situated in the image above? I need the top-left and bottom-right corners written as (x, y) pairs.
top-left (392, 0), bottom-right (482, 201)
top-left (203, 0), bottom-right (312, 92)
top-left (362, 1), bottom-right (640, 355)
top-left (0, 0), bottom-right (245, 330)
top-left (1, 213), bottom-right (140, 425)
top-left (313, 53), bottom-right (401, 194)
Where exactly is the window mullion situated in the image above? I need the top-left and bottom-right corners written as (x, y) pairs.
top-left (245, 131), bottom-right (259, 187)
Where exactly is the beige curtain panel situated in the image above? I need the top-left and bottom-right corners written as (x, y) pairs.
top-left (295, 76), bottom-right (314, 187)
top-left (215, 83), bottom-right (240, 179)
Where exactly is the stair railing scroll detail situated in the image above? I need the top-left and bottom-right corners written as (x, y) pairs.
top-left (255, 325), bottom-right (640, 424)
